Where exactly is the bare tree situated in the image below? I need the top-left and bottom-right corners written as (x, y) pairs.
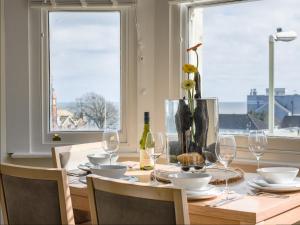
top-left (76, 92), bottom-right (118, 129)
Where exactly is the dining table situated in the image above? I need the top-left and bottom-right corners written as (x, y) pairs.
top-left (68, 162), bottom-right (300, 225)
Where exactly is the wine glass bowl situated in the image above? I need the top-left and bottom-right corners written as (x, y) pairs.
top-left (215, 135), bottom-right (236, 167)
top-left (103, 131), bottom-right (120, 165)
top-left (248, 130), bottom-right (268, 169)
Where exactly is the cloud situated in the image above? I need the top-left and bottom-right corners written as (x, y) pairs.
top-left (202, 0), bottom-right (300, 101)
top-left (49, 12), bottom-right (121, 103)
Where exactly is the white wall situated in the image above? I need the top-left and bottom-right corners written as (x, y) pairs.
top-left (4, 0), bottom-right (31, 154)
top-left (0, 0), bottom-right (182, 166)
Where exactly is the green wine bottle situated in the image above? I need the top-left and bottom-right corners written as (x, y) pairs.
top-left (139, 112), bottom-right (154, 170)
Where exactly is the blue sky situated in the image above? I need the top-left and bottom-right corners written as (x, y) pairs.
top-left (49, 11), bottom-right (121, 103)
top-left (202, 0), bottom-right (300, 102)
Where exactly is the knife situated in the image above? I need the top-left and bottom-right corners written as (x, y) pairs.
top-left (210, 195), bottom-right (244, 207)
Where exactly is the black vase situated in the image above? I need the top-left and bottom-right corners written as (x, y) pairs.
top-left (166, 98), bottom-right (219, 164)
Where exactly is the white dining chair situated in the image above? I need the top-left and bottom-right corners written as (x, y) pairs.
top-left (0, 163), bottom-right (75, 225)
top-left (87, 175), bottom-right (190, 225)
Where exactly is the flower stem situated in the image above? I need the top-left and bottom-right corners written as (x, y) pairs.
top-left (196, 51), bottom-right (199, 69)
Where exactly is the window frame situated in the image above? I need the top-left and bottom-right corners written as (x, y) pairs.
top-left (186, 0), bottom-right (300, 165)
top-left (41, 7), bottom-right (130, 145)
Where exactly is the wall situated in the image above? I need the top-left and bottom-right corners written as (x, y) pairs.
top-left (0, 0), bottom-right (178, 167)
top-left (5, 0), bottom-right (31, 154)
top-left (1, 0), bottom-right (5, 163)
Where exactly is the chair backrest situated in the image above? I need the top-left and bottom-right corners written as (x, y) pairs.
top-left (52, 142), bottom-right (106, 169)
top-left (0, 164), bottom-right (75, 225)
top-left (87, 175), bottom-right (190, 225)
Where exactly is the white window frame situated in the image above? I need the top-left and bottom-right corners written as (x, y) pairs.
top-left (185, 0), bottom-right (300, 166)
top-left (41, 6), bottom-right (132, 147)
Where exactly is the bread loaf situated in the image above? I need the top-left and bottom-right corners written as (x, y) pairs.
top-left (177, 153), bottom-right (205, 166)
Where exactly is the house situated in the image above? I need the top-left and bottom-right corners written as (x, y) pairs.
top-left (220, 114), bottom-right (267, 131)
top-left (248, 88), bottom-right (300, 126)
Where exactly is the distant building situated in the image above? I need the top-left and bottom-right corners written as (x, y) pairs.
top-left (220, 114), bottom-right (267, 131)
top-left (281, 115), bottom-right (300, 128)
top-left (219, 88), bottom-right (300, 132)
top-left (247, 88), bottom-right (300, 127)
top-left (52, 88), bottom-right (58, 129)
top-left (51, 89), bottom-right (88, 131)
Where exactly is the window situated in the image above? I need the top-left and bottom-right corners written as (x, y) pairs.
top-left (189, 0), bottom-right (300, 137)
top-left (49, 11), bottom-right (121, 132)
top-left (40, 7), bottom-right (136, 146)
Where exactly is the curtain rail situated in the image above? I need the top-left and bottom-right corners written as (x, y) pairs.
top-left (30, 3), bottom-right (135, 9)
top-left (169, 0), bottom-right (260, 7)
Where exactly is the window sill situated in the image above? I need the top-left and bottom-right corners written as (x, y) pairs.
top-left (10, 152), bottom-right (52, 159)
top-left (9, 147), bottom-right (138, 159)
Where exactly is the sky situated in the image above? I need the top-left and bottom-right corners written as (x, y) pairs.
top-left (202, 0), bottom-right (300, 102)
top-left (49, 0), bottom-right (300, 104)
top-left (49, 11), bottom-right (121, 103)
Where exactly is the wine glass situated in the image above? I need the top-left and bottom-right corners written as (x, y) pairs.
top-left (145, 132), bottom-right (166, 185)
top-left (215, 134), bottom-right (237, 199)
top-left (103, 131), bottom-right (120, 165)
top-left (248, 130), bottom-right (268, 170)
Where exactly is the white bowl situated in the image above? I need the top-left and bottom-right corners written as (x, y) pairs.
top-left (87, 153), bottom-right (118, 165)
top-left (91, 165), bottom-right (127, 179)
top-left (168, 173), bottom-right (212, 190)
top-left (257, 167), bottom-right (299, 184)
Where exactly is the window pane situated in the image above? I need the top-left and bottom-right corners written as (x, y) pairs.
top-left (272, 1), bottom-right (300, 137)
top-left (199, 2), bottom-right (270, 134)
top-left (199, 0), bottom-right (300, 136)
top-left (49, 11), bottom-right (121, 132)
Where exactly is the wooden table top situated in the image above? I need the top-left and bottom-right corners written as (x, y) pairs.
top-left (69, 162), bottom-right (300, 224)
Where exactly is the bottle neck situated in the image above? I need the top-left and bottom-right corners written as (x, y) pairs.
top-left (143, 123), bottom-right (150, 130)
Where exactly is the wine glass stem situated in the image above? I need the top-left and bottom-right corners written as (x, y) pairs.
top-left (109, 154), bottom-right (112, 165)
top-left (153, 159), bottom-right (157, 183)
top-left (225, 166), bottom-right (229, 200)
top-left (257, 157), bottom-right (260, 169)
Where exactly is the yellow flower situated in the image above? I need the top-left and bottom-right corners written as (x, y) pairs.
top-left (182, 64), bottom-right (198, 73)
top-left (182, 80), bottom-right (196, 90)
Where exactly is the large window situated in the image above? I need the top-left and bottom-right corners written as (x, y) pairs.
top-left (190, 0), bottom-right (300, 137)
top-left (48, 11), bottom-right (121, 132)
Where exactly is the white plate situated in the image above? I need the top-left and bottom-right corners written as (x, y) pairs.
top-left (248, 179), bottom-right (300, 193)
top-left (185, 184), bottom-right (214, 192)
top-left (186, 185), bottom-right (221, 200)
top-left (78, 161), bottom-right (121, 172)
top-left (257, 167), bottom-right (299, 184)
top-left (79, 176), bottom-right (139, 184)
top-left (168, 173), bottom-right (212, 191)
top-left (253, 178), bottom-right (300, 188)
top-left (78, 162), bottom-right (94, 172)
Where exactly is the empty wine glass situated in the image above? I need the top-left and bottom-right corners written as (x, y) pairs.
top-left (145, 132), bottom-right (165, 185)
top-left (215, 134), bottom-right (237, 199)
top-left (103, 131), bottom-right (120, 165)
top-left (248, 130), bottom-right (268, 170)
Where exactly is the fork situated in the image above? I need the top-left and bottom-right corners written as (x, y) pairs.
top-left (247, 190), bottom-right (289, 199)
top-left (208, 195), bottom-right (244, 207)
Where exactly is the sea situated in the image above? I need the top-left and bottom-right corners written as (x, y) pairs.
top-left (219, 102), bottom-right (247, 114)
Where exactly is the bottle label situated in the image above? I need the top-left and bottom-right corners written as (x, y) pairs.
top-left (139, 149), bottom-right (154, 170)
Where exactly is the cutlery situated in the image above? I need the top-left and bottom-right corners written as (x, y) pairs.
top-left (67, 169), bottom-right (88, 177)
top-left (247, 190), bottom-right (289, 199)
top-left (69, 178), bottom-right (80, 184)
top-left (209, 195), bottom-right (243, 207)
top-left (67, 173), bottom-right (88, 177)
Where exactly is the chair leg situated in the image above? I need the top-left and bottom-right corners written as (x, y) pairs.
top-left (73, 209), bottom-right (91, 225)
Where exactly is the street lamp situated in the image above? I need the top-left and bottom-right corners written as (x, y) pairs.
top-left (269, 28), bottom-right (297, 133)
